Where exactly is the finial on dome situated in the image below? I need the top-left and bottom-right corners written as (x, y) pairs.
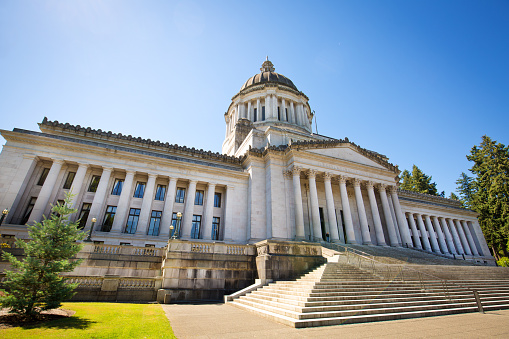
top-left (261, 57), bottom-right (275, 73)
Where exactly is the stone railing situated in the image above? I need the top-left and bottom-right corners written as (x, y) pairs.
top-left (64, 275), bottom-right (161, 291)
top-left (88, 244), bottom-right (164, 257)
top-left (167, 240), bottom-right (255, 256)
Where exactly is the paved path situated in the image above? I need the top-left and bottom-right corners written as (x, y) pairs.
top-left (162, 303), bottom-right (509, 338)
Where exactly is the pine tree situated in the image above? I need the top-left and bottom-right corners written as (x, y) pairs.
top-left (0, 193), bottom-right (85, 318)
top-left (399, 164), bottom-right (439, 196)
top-left (466, 136), bottom-right (509, 260)
top-left (449, 192), bottom-right (460, 200)
top-left (455, 172), bottom-right (474, 208)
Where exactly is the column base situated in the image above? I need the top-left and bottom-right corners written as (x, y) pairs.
top-left (363, 241), bottom-right (373, 246)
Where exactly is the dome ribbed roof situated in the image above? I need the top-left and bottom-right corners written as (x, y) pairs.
top-left (240, 58), bottom-right (298, 91)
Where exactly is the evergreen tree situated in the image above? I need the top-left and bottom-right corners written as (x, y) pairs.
top-left (449, 192), bottom-right (460, 201)
top-left (399, 164), bottom-right (439, 196)
top-left (0, 194), bottom-right (85, 318)
top-left (466, 136), bottom-right (509, 260)
top-left (455, 172), bottom-right (474, 208)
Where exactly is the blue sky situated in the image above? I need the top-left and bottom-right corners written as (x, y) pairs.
top-left (1, 0), bottom-right (508, 196)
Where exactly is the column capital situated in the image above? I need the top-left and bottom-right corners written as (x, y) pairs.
top-left (188, 179), bottom-right (198, 185)
top-left (147, 173), bottom-right (158, 179)
top-left (291, 165), bottom-right (302, 175)
top-left (353, 178), bottom-right (362, 187)
top-left (77, 162), bottom-right (90, 168)
top-left (207, 182), bottom-right (217, 187)
top-left (378, 183), bottom-right (387, 192)
top-left (323, 172), bottom-right (334, 181)
top-left (125, 170), bottom-right (136, 176)
top-left (338, 175), bottom-right (348, 185)
top-left (366, 181), bottom-right (376, 189)
top-left (307, 169), bottom-right (318, 179)
top-left (52, 159), bottom-right (65, 165)
top-left (389, 185), bottom-right (398, 194)
top-left (101, 166), bottom-right (114, 173)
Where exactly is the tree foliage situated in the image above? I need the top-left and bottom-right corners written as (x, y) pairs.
top-left (455, 172), bottom-right (474, 208)
top-left (466, 135), bottom-right (509, 260)
top-left (0, 194), bottom-right (85, 318)
top-left (399, 164), bottom-right (440, 196)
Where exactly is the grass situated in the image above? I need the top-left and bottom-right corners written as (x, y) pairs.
top-left (1, 302), bottom-right (176, 339)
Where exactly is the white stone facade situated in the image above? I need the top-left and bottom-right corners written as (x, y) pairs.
top-left (0, 59), bottom-right (493, 263)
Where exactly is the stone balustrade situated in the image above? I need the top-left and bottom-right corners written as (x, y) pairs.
top-left (166, 239), bottom-right (255, 256)
top-left (88, 243), bottom-right (164, 257)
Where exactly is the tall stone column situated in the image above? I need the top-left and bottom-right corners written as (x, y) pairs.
top-left (378, 184), bottom-right (399, 247)
top-left (265, 94), bottom-right (272, 120)
top-left (455, 219), bottom-right (472, 255)
top-left (246, 101), bottom-right (252, 121)
top-left (432, 216), bottom-right (449, 254)
top-left (448, 218), bottom-right (464, 254)
top-left (292, 166), bottom-right (305, 240)
top-left (280, 97), bottom-right (284, 121)
top-left (159, 177), bottom-right (177, 238)
top-left (110, 170), bottom-right (136, 233)
top-left (272, 94), bottom-right (278, 120)
top-left (307, 170), bottom-right (322, 241)
top-left (136, 173), bottom-right (158, 235)
top-left (440, 217), bottom-right (457, 254)
top-left (389, 187), bottom-right (412, 247)
top-left (181, 180), bottom-right (198, 239)
top-left (323, 173), bottom-right (340, 242)
top-left (69, 163), bottom-right (89, 209)
top-left (462, 221), bottom-right (479, 256)
top-left (85, 167), bottom-right (113, 231)
top-left (256, 99), bottom-right (261, 121)
top-left (290, 101), bottom-right (296, 124)
top-left (202, 182), bottom-right (216, 240)
top-left (223, 185), bottom-right (234, 241)
top-left (415, 214), bottom-right (432, 251)
top-left (29, 159), bottom-right (64, 223)
top-left (353, 179), bottom-right (371, 244)
top-left (339, 176), bottom-right (356, 244)
top-left (366, 181), bottom-right (386, 246)
top-left (424, 215), bottom-right (441, 253)
top-left (386, 192), bottom-right (402, 244)
top-left (298, 103), bottom-right (305, 126)
top-left (4, 154), bottom-right (38, 224)
top-left (406, 213), bottom-right (421, 249)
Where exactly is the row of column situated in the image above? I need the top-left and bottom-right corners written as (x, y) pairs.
top-left (290, 166), bottom-right (413, 247)
top-left (27, 159), bottom-right (231, 240)
top-left (405, 213), bottom-right (480, 256)
top-left (229, 95), bottom-right (310, 131)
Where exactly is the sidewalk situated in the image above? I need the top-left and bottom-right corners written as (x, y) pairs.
top-left (162, 303), bottom-right (509, 338)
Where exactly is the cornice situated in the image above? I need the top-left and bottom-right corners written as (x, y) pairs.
top-left (398, 188), bottom-right (470, 210)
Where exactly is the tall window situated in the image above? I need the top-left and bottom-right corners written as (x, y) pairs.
top-left (212, 217), bottom-right (220, 240)
top-left (88, 175), bottom-right (101, 192)
top-left (277, 107), bottom-right (281, 120)
top-left (102, 206), bottom-right (116, 232)
top-left (253, 108), bottom-right (257, 122)
top-left (262, 106), bottom-right (265, 120)
top-left (175, 188), bottom-right (186, 203)
top-left (285, 108), bottom-right (288, 121)
top-left (133, 182), bottom-right (146, 198)
top-left (195, 190), bottom-right (204, 205)
top-left (214, 193), bottom-right (222, 208)
top-left (125, 208), bottom-right (141, 234)
top-left (78, 203), bottom-right (91, 229)
top-left (63, 172), bottom-right (76, 189)
top-left (21, 197), bottom-right (37, 225)
top-left (111, 178), bottom-right (124, 195)
top-left (155, 185), bottom-right (166, 201)
top-left (191, 215), bottom-right (202, 239)
top-left (147, 210), bottom-right (162, 236)
top-left (37, 168), bottom-right (50, 186)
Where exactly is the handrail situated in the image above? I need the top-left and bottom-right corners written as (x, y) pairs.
top-left (323, 242), bottom-right (485, 313)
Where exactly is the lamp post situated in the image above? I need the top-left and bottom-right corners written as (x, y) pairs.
top-left (169, 225), bottom-right (174, 240)
top-left (0, 209), bottom-right (8, 227)
top-left (84, 217), bottom-right (97, 242)
top-left (173, 212), bottom-right (182, 239)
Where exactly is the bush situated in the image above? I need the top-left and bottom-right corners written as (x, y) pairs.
top-left (497, 257), bottom-right (509, 267)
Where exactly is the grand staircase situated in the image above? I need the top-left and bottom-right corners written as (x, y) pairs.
top-left (229, 254), bottom-right (509, 328)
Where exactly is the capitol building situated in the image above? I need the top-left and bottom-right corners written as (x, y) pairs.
top-left (0, 59), bottom-right (497, 305)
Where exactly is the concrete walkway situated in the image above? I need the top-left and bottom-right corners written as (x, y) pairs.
top-left (162, 303), bottom-right (509, 338)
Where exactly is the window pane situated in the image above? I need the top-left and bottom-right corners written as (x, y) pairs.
top-left (212, 217), bottom-right (220, 240)
top-left (102, 206), bottom-right (117, 232)
top-left (37, 168), bottom-right (50, 186)
top-left (78, 203), bottom-right (92, 229)
top-left (88, 175), bottom-right (101, 192)
top-left (191, 215), bottom-right (202, 239)
top-left (214, 193), bottom-right (221, 208)
top-left (147, 210), bottom-right (162, 236)
top-left (63, 172), bottom-right (76, 189)
top-left (111, 179), bottom-right (124, 195)
top-left (21, 197), bottom-right (37, 225)
top-left (155, 185), bottom-right (166, 201)
top-left (195, 190), bottom-right (204, 205)
top-left (175, 188), bottom-right (186, 203)
top-left (125, 208), bottom-right (140, 234)
top-left (133, 182), bottom-right (146, 198)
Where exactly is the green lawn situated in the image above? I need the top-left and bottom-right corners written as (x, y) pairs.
top-left (2, 302), bottom-right (176, 339)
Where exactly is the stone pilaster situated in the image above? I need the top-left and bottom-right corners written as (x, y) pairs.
top-left (136, 173), bottom-right (158, 235)
top-left (85, 167), bottom-right (113, 231)
top-left (110, 170), bottom-right (136, 233)
top-left (181, 180), bottom-right (198, 239)
top-left (29, 159), bottom-right (64, 223)
top-left (160, 177), bottom-right (177, 238)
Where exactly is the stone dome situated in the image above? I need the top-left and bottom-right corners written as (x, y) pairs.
top-left (240, 58), bottom-right (298, 91)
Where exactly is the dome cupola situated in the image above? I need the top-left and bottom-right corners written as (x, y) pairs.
top-left (240, 57), bottom-right (298, 91)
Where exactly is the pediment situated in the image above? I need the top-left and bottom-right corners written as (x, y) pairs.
top-left (304, 146), bottom-right (388, 170)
